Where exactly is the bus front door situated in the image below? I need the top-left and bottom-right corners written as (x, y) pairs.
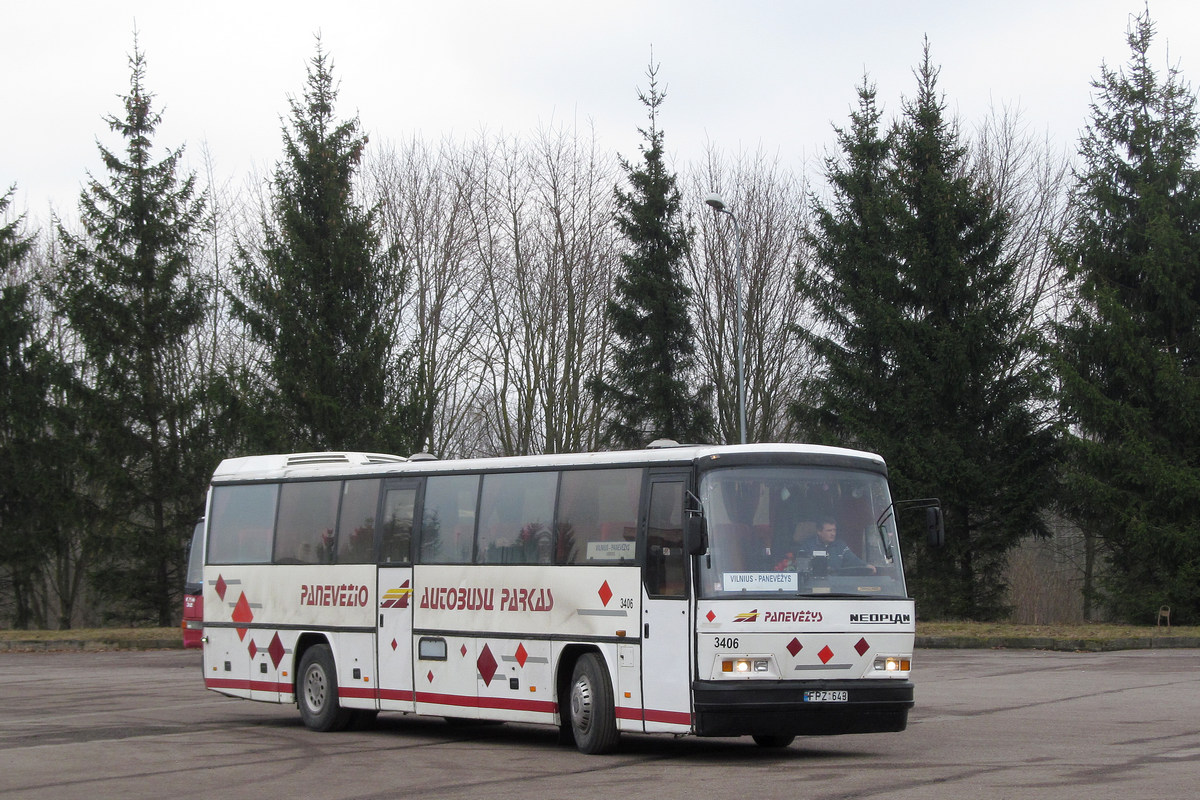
top-left (376, 479), bottom-right (418, 712)
top-left (640, 473), bottom-right (693, 733)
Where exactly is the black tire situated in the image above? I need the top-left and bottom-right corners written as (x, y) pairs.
top-left (752, 734), bottom-right (795, 748)
top-left (297, 644), bottom-right (352, 732)
top-left (567, 653), bottom-right (620, 754)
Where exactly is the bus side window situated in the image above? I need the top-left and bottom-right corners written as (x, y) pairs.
top-left (476, 472), bottom-right (557, 564)
top-left (338, 479), bottom-right (382, 564)
top-left (419, 475), bottom-right (479, 564)
top-left (274, 481), bottom-right (340, 565)
top-left (557, 468), bottom-right (642, 565)
top-left (378, 483), bottom-right (416, 564)
top-left (645, 480), bottom-right (686, 597)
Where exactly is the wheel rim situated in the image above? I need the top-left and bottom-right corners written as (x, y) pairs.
top-left (571, 674), bottom-right (594, 733)
top-left (304, 663), bottom-right (327, 713)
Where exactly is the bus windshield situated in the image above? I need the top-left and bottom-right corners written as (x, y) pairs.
top-left (696, 466), bottom-right (906, 599)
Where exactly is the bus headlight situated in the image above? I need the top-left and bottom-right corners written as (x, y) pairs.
top-left (722, 658), bottom-right (770, 673)
top-left (873, 656), bottom-right (911, 672)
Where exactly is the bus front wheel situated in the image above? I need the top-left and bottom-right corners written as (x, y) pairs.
top-left (568, 653), bottom-right (619, 754)
top-left (297, 644), bottom-right (352, 732)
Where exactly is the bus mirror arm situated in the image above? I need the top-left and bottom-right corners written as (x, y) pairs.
top-left (876, 498), bottom-right (945, 555)
top-left (686, 515), bottom-right (708, 557)
top-left (685, 491), bottom-right (709, 556)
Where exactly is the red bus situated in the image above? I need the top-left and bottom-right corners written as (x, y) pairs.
top-left (182, 519), bottom-right (204, 648)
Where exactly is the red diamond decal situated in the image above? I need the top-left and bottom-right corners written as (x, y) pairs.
top-left (855, 637), bottom-right (870, 656)
top-left (427, 670), bottom-right (434, 683)
top-left (787, 637), bottom-right (803, 657)
top-left (477, 644), bottom-right (498, 686)
top-left (819, 645), bottom-right (834, 664)
top-left (231, 592), bottom-right (253, 641)
top-left (215, 575), bottom-right (227, 601)
top-left (247, 640), bottom-right (257, 659)
top-left (598, 580), bottom-right (613, 607)
top-left (268, 633), bottom-right (285, 669)
top-left (461, 644), bottom-right (468, 657)
top-left (706, 610), bottom-right (716, 622)
top-left (515, 643), bottom-right (528, 668)
top-left (391, 639), bottom-right (398, 651)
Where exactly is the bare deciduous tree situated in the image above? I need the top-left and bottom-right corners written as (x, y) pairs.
top-left (689, 147), bottom-right (813, 443)
top-left (972, 104), bottom-right (1073, 372)
top-left (368, 137), bottom-right (488, 457)
top-left (460, 126), bottom-right (618, 456)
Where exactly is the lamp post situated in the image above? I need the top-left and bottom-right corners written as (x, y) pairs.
top-left (704, 193), bottom-right (747, 445)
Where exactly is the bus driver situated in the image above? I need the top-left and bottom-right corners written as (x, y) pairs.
top-left (797, 517), bottom-right (876, 575)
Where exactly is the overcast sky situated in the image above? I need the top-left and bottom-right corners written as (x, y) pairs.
top-left (4, 0), bottom-right (1200, 224)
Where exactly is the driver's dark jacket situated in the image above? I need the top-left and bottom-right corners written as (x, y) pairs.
top-left (796, 535), bottom-right (867, 570)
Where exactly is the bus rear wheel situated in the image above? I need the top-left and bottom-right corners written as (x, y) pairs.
top-left (297, 644), bottom-right (352, 732)
top-left (568, 653), bottom-right (619, 754)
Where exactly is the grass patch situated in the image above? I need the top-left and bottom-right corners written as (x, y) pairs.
top-left (0, 627), bottom-right (178, 642)
top-left (917, 621), bottom-right (1199, 639)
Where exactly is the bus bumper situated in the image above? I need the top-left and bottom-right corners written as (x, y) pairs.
top-left (692, 678), bottom-right (914, 737)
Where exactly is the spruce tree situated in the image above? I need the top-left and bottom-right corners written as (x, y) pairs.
top-left (232, 42), bottom-right (421, 454)
top-left (794, 78), bottom-right (901, 449)
top-left (593, 63), bottom-right (712, 447)
top-left (1057, 11), bottom-right (1200, 623)
top-left (50, 45), bottom-right (211, 625)
top-left (798, 48), bottom-right (1057, 619)
top-left (0, 188), bottom-right (52, 627)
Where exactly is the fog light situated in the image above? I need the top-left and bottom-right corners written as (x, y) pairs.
top-left (754, 660), bottom-right (769, 672)
top-left (735, 659), bottom-right (751, 673)
top-left (874, 656), bottom-right (911, 672)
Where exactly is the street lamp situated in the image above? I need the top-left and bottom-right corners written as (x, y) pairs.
top-left (704, 192), bottom-right (747, 445)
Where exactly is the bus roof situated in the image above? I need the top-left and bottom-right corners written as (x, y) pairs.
top-left (209, 443), bottom-right (886, 484)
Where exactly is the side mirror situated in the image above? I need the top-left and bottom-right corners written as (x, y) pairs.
top-left (926, 507), bottom-right (945, 548)
top-left (686, 515), bottom-right (709, 556)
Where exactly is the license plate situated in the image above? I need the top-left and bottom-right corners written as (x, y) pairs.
top-left (803, 690), bottom-right (848, 703)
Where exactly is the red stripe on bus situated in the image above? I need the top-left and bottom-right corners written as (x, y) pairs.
top-left (643, 708), bottom-right (692, 725)
top-left (616, 706), bottom-right (690, 725)
top-left (207, 679), bottom-right (687, 725)
top-left (415, 691), bottom-right (558, 714)
top-left (206, 677), bottom-right (292, 693)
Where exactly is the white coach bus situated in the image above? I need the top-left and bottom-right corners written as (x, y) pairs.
top-left (201, 442), bottom-right (934, 753)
